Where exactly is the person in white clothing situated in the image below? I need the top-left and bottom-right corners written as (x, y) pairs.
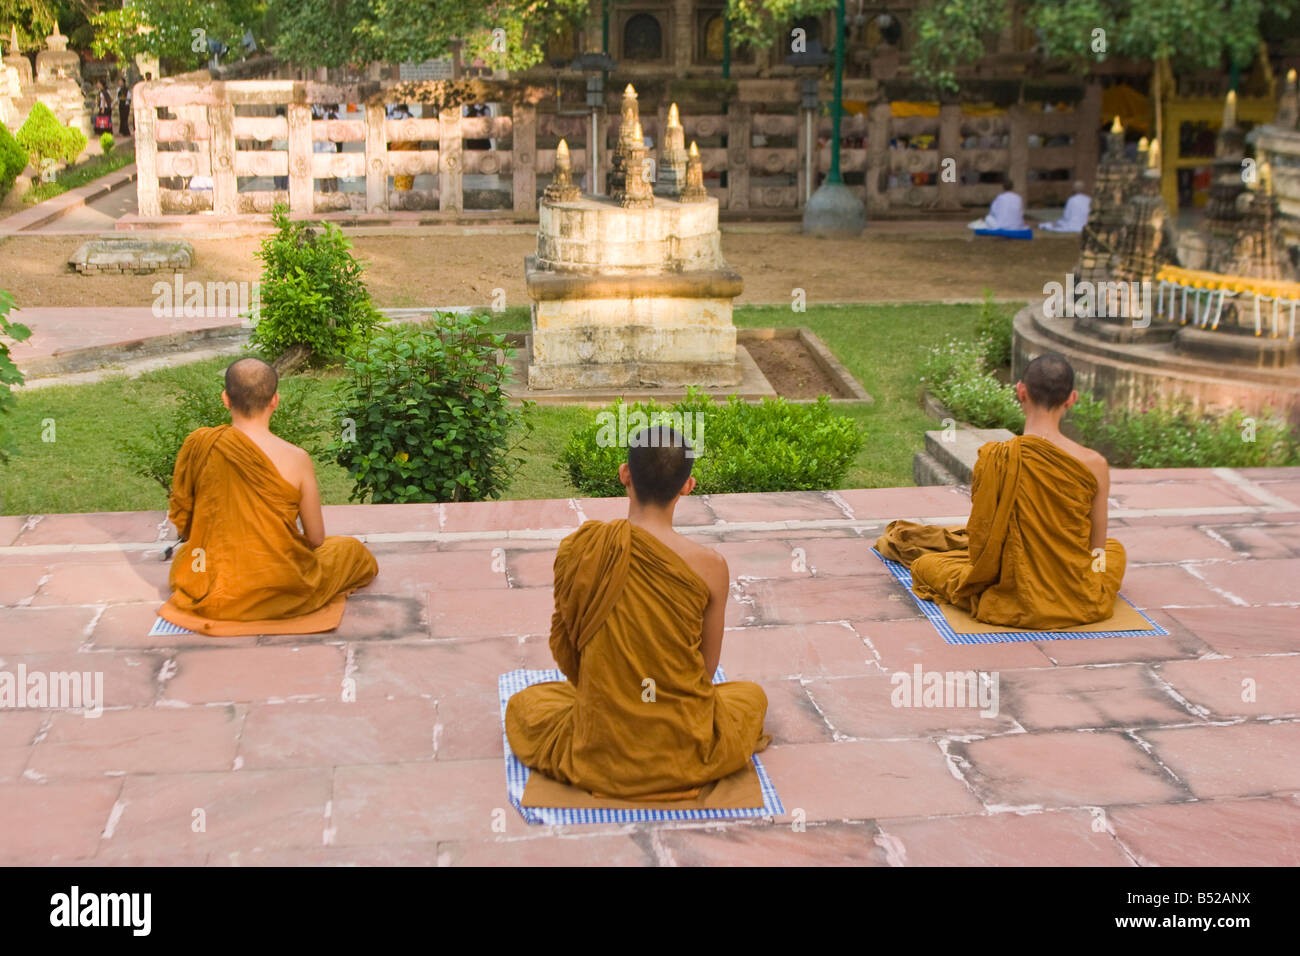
top-left (968, 177), bottom-right (1026, 231)
top-left (1040, 181), bottom-right (1091, 232)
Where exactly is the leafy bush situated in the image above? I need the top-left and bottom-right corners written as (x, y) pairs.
top-left (120, 371), bottom-right (325, 493)
top-left (250, 204), bottom-right (382, 362)
top-left (0, 290), bottom-right (31, 463)
top-left (99, 131), bottom-right (115, 155)
top-left (975, 288), bottom-right (1014, 369)
top-left (562, 389), bottom-right (865, 497)
top-left (16, 103), bottom-right (86, 172)
top-left (1067, 395), bottom-right (1299, 469)
top-left (331, 314), bottom-right (529, 503)
top-left (919, 337), bottom-right (1024, 430)
top-left (0, 122), bottom-right (27, 200)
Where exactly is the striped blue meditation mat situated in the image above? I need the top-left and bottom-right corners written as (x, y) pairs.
top-left (873, 549), bottom-right (1169, 645)
top-left (149, 616), bottom-right (195, 637)
top-left (498, 667), bottom-right (784, 826)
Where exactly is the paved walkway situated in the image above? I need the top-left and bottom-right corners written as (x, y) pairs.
top-left (1, 472), bottom-right (1298, 865)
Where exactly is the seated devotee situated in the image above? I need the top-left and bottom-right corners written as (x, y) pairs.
top-left (506, 425), bottom-right (770, 799)
top-left (876, 353), bottom-right (1125, 629)
top-left (1039, 181), bottom-right (1091, 233)
top-left (967, 177), bottom-right (1027, 231)
top-left (160, 358), bottom-right (378, 632)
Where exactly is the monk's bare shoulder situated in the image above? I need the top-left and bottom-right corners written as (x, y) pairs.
top-left (674, 534), bottom-right (729, 601)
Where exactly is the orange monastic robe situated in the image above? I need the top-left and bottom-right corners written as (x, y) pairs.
top-left (506, 519), bottom-right (770, 798)
top-left (160, 425), bottom-right (377, 632)
top-left (876, 434), bottom-right (1126, 629)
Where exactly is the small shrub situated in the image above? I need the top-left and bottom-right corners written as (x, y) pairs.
top-left (120, 371), bottom-right (325, 494)
top-left (16, 103), bottom-right (86, 173)
top-left (0, 290), bottom-right (32, 463)
top-left (331, 314), bottom-right (530, 503)
top-left (562, 389), bottom-right (865, 497)
top-left (250, 203), bottom-right (382, 362)
top-left (919, 337), bottom-right (1023, 430)
top-left (974, 288), bottom-right (1014, 369)
top-left (0, 122), bottom-right (27, 200)
top-left (99, 131), bottom-right (115, 155)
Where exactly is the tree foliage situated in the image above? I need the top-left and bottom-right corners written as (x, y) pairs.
top-left (724, 0), bottom-right (837, 52)
top-left (90, 0), bottom-right (266, 71)
top-left (911, 0), bottom-right (1300, 92)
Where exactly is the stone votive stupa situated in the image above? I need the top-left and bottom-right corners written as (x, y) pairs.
top-left (525, 84), bottom-right (743, 390)
top-left (655, 103), bottom-right (688, 197)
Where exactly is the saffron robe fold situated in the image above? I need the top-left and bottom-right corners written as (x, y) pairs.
top-left (876, 434), bottom-right (1126, 629)
top-left (162, 425), bottom-right (377, 628)
top-left (506, 519), bottom-right (770, 798)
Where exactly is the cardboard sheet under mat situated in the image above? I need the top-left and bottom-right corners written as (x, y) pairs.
top-left (873, 549), bottom-right (1169, 645)
top-left (499, 667), bottom-right (783, 825)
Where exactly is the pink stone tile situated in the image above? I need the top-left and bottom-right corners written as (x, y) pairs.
top-left (14, 512), bottom-right (166, 547)
top-left (0, 650), bottom-right (163, 709)
top-left (0, 779), bottom-right (122, 862)
top-left (441, 498), bottom-right (579, 533)
top-left (806, 674), bottom-right (1015, 738)
top-left (162, 645), bottom-right (346, 704)
top-left (0, 606), bottom-right (97, 653)
top-left (433, 687), bottom-right (507, 760)
top-left (1108, 478), bottom-right (1262, 511)
top-left (658, 821), bottom-right (887, 866)
top-left (575, 495), bottom-right (716, 527)
top-left (1193, 558), bottom-right (1300, 606)
top-left (1158, 656), bottom-right (1300, 719)
top-left (748, 574), bottom-right (919, 625)
top-left (1109, 797), bottom-right (1300, 866)
top-left (331, 594), bottom-right (429, 642)
top-left (321, 503), bottom-right (440, 536)
top-left (0, 516), bottom-right (25, 547)
top-left (835, 486), bottom-right (972, 521)
top-left (720, 622), bottom-right (877, 681)
top-left (0, 565), bottom-right (46, 606)
top-left (208, 844), bottom-right (443, 866)
top-left (1111, 525), bottom-right (1237, 564)
top-left (1210, 524), bottom-right (1297, 560)
top-left (32, 560), bottom-right (169, 606)
top-left (427, 587), bottom-right (554, 639)
top-left (715, 539), bottom-right (821, 579)
top-left (87, 602), bottom-right (257, 650)
top-left (108, 768), bottom-right (332, 855)
top-left (367, 546), bottom-right (510, 595)
top-left (239, 699), bottom-right (439, 768)
top-left (505, 548), bottom-right (557, 588)
top-left (879, 809), bottom-right (1134, 866)
top-left (1142, 722), bottom-right (1300, 798)
top-left (956, 732), bottom-right (1184, 808)
top-left (761, 678), bottom-right (835, 745)
top-left (794, 536), bottom-right (887, 576)
top-left (442, 834), bottom-right (654, 866)
top-left (758, 741), bottom-right (983, 821)
top-left (0, 711), bottom-right (42, 780)
top-left (856, 619), bottom-right (1054, 672)
top-left (354, 640), bottom-right (521, 700)
top-left (519, 634), bottom-right (559, 670)
top-left (332, 759), bottom-right (533, 844)
top-left (1257, 480), bottom-right (1300, 510)
top-left (999, 664), bottom-right (1193, 731)
top-left (31, 706), bottom-right (242, 776)
top-left (1110, 468), bottom-right (1222, 483)
top-left (1166, 606), bottom-right (1300, 656)
top-left (706, 492), bottom-right (846, 523)
top-left (1032, 610), bottom-right (1206, 665)
top-left (1118, 565), bottom-right (1229, 609)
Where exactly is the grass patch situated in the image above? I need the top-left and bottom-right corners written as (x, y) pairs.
top-left (21, 148), bottom-right (135, 205)
top-left (0, 303), bottom-right (978, 514)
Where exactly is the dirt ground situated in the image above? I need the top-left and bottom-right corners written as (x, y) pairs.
top-left (0, 229), bottom-right (1076, 309)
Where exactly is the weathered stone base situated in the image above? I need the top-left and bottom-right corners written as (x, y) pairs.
top-left (1073, 315), bottom-right (1178, 345)
top-left (1175, 326), bottom-right (1300, 369)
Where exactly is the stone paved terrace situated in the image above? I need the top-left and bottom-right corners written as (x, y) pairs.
top-left (1, 469), bottom-right (1299, 867)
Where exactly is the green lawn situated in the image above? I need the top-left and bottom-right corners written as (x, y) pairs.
top-left (22, 148), bottom-right (136, 205)
top-left (0, 302), bottom-right (985, 515)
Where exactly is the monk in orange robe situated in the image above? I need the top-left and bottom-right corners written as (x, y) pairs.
top-left (877, 352), bottom-right (1125, 629)
top-left (159, 358), bottom-right (377, 635)
top-left (506, 425), bottom-right (770, 799)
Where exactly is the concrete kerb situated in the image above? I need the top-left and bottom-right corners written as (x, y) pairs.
top-left (0, 163), bottom-right (139, 235)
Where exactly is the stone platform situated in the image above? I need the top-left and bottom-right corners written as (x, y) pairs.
top-left (2, 473), bottom-right (1298, 866)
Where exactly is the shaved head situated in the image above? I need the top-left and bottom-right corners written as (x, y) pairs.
top-left (224, 357), bottom-right (278, 417)
top-left (627, 426), bottom-right (693, 506)
top-left (1022, 352), bottom-right (1075, 409)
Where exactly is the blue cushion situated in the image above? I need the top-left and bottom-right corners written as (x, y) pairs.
top-left (974, 227), bottom-right (1034, 240)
